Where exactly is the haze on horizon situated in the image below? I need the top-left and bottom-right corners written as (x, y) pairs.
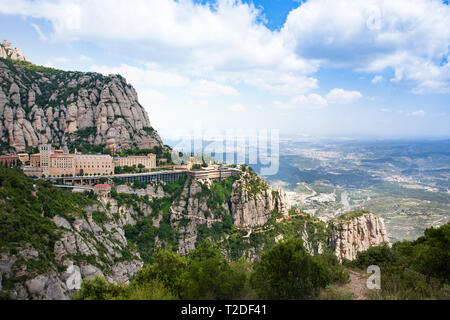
top-left (0, 0), bottom-right (449, 140)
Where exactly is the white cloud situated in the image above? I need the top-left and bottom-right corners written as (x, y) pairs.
top-left (275, 94), bottom-right (328, 110)
top-left (30, 23), bottom-right (47, 41)
top-left (326, 88), bottom-right (363, 104)
top-left (282, 0), bottom-right (450, 93)
top-left (2, 0), bottom-right (320, 99)
top-left (89, 64), bottom-right (190, 87)
top-left (380, 108), bottom-right (390, 112)
top-left (2, 0), bottom-right (311, 72)
top-left (187, 80), bottom-right (239, 97)
top-left (371, 75), bottom-right (383, 84)
top-left (3, 0), bottom-right (450, 97)
top-left (410, 109), bottom-right (425, 117)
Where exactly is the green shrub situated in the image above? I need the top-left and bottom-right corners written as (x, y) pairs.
top-left (351, 243), bottom-right (397, 269)
top-left (180, 240), bottom-right (247, 299)
top-left (71, 276), bottom-right (122, 300)
top-left (132, 249), bottom-right (187, 296)
top-left (115, 279), bottom-right (177, 300)
top-left (250, 239), bottom-right (331, 299)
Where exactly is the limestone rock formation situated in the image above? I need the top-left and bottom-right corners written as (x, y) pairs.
top-left (231, 171), bottom-right (290, 229)
top-left (0, 40), bottom-right (26, 61)
top-left (170, 171), bottom-right (291, 255)
top-left (170, 179), bottom-right (222, 255)
top-left (328, 213), bottom-right (390, 262)
top-left (0, 199), bottom-right (146, 300)
top-left (230, 173), bottom-right (274, 228)
top-left (0, 41), bottom-right (162, 152)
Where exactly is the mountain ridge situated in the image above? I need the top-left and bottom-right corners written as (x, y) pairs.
top-left (0, 40), bottom-right (162, 154)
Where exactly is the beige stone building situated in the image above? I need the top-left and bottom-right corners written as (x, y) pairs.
top-left (113, 154), bottom-right (156, 170)
top-left (49, 151), bottom-right (75, 177)
top-left (0, 154), bottom-right (19, 167)
top-left (39, 144), bottom-right (51, 177)
top-left (75, 154), bottom-right (113, 176)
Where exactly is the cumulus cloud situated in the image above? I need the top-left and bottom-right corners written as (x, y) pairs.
top-left (1, 0), bottom-right (311, 72)
top-left (1, 0), bottom-right (320, 98)
top-left (282, 0), bottom-right (450, 93)
top-left (2, 0), bottom-right (449, 95)
top-left (326, 88), bottom-right (363, 104)
top-left (187, 80), bottom-right (239, 97)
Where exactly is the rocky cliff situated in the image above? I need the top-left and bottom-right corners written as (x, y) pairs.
top-left (169, 168), bottom-right (291, 256)
top-left (0, 167), bottom-right (176, 300)
top-left (0, 197), bottom-right (149, 300)
top-left (0, 40), bottom-right (26, 62)
top-left (0, 41), bottom-right (162, 153)
top-left (328, 212), bottom-right (390, 262)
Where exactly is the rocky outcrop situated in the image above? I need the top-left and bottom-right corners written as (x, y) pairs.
top-left (231, 171), bottom-right (290, 229)
top-left (0, 40), bottom-right (26, 61)
top-left (0, 41), bottom-right (162, 152)
top-left (170, 180), bottom-right (222, 255)
top-left (115, 184), bottom-right (166, 199)
top-left (170, 171), bottom-right (291, 255)
top-left (328, 213), bottom-right (390, 262)
top-left (230, 173), bottom-right (274, 228)
top-left (0, 198), bottom-right (147, 300)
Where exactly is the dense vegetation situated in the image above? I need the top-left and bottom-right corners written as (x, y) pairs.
top-left (348, 222), bottom-right (450, 299)
top-left (0, 167), bottom-right (101, 289)
top-left (1, 163), bottom-right (448, 300)
top-left (0, 167), bottom-right (59, 266)
top-left (73, 239), bottom-right (348, 300)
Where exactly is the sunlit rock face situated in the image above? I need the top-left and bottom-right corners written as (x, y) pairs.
top-left (329, 213), bottom-right (390, 262)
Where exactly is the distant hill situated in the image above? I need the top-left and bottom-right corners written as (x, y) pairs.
top-left (0, 40), bottom-right (163, 154)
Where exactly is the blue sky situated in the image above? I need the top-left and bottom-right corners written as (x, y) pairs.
top-left (0, 0), bottom-right (449, 140)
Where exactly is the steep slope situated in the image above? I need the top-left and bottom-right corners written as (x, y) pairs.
top-left (0, 168), bottom-right (159, 299)
top-left (0, 41), bottom-right (162, 153)
top-left (169, 166), bottom-right (290, 256)
top-left (0, 166), bottom-right (391, 299)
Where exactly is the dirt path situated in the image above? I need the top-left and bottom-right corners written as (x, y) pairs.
top-left (346, 269), bottom-right (368, 300)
